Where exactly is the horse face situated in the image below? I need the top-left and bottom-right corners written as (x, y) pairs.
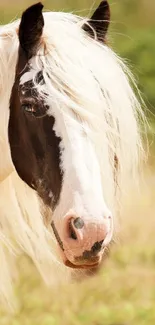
top-left (9, 2), bottom-right (113, 269)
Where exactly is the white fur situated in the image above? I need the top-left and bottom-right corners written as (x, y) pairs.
top-left (0, 11), bottom-right (146, 307)
top-left (20, 66), bottom-right (37, 85)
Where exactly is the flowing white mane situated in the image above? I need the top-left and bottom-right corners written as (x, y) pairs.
top-left (0, 11), bottom-right (145, 308)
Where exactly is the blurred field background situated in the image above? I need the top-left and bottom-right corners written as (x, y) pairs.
top-left (0, 0), bottom-right (155, 324)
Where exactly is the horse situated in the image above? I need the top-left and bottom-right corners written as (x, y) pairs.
top-left (0, 1), bottom-right (145, 307)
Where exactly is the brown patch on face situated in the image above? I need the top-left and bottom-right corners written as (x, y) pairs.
top-left (8, 46), bottom-right (63, 208)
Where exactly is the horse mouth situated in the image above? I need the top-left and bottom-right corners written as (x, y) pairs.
top-left (63, 254), bottom-right (102, 269)
top-left (64, 259), bottom-right (100, 269)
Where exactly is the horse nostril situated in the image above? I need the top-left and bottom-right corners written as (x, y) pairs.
top-left (68, 217), bottom-right (84, 240)
top-left (73, 217), bottom-right (84, 229)
top-left (69, 219), bottom-right (77, 240)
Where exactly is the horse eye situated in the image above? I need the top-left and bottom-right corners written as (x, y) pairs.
top-left (21, 103), bottom-right (36, 114)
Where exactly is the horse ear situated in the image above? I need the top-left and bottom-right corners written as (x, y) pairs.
top-left (19, 2), bottom-right (44, 59)
top-left (83, 1), bottom-right (110, 42)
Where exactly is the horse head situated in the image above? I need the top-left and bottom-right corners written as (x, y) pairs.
top-left (8, 2), bottom-right (113, 269)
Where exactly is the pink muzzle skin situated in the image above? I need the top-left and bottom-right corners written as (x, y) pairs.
top-left (52, 213), bottom-right (113, 269)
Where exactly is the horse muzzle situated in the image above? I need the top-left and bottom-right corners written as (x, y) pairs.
top-left (52, 212), bottom-right (113, 269)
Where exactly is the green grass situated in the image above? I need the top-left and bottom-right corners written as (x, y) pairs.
top-left (0, 169), bottom-right (155, 325)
